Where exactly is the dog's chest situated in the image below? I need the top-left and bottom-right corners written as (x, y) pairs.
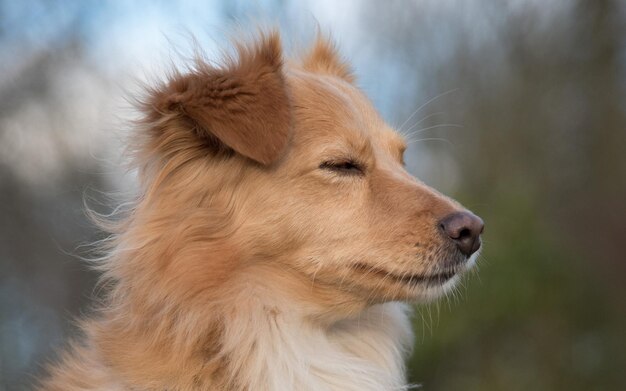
top-left (229, 302), bottom-right (414, 391)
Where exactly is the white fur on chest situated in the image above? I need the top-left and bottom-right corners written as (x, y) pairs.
top-left (220, 301), bottom-right (414, 391)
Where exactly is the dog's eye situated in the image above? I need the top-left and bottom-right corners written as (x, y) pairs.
top-left (319, 160), bottom-right (364, 176)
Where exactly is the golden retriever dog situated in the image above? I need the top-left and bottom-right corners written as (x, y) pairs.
top-left (37, 29), bottom-right (483, 391)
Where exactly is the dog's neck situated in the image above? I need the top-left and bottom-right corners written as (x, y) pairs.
top-left (94, 266), bottom-right (414, 391)
top-left (212, 269), bottom-right (414, 391)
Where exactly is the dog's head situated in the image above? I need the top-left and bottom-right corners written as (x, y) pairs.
top-left (135, 31), bottom-right (483, 312)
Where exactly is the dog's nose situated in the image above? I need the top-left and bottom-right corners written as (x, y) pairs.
top-left (439, 211), bottom-right (484, 256)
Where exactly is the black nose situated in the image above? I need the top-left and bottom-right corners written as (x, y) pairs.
top-left (439, 211), bottom-right (484, 256)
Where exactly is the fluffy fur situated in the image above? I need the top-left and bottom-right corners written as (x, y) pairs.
top-left (37, 30), bottom-right (480, 391)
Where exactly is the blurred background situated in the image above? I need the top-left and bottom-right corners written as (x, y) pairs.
top-left (1, 1), bottom-right (625, 390)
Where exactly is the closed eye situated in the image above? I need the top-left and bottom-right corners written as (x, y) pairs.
top-left (319, 160), bottom-right (365, 176)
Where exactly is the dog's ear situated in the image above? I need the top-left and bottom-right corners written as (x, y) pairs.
top-left (302, 34), bottom-right (354, 83)
top-left (152, 31), bottom-right (291, 165)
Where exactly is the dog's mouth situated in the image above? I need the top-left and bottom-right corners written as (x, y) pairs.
top-left (351, 262), bottom-right (457, 286)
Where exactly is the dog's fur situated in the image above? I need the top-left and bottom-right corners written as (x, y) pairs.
top-left (37, 30), bottom-right (480, 391)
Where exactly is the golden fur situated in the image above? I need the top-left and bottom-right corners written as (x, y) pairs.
top-left (37, 30), bottom-right (480, 391)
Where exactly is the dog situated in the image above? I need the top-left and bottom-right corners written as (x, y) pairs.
top-left (37, 29), bottom-right (483, 391)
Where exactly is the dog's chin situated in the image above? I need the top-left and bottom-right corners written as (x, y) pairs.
top-left (412, 273), bottom-right (461, 302)
top-left (409, 251), bottom-right (480, 303)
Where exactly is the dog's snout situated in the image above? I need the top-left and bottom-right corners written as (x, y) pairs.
top-left (439, 211), bottom-right (484, 256)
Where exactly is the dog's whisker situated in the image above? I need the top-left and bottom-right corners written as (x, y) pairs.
top-left (397, 88), bottom-right (459, 132)
top-left (404, 123), bottom-right (464, 141)
top-left (406, 137), bottom-right (456, 148)
top-left (397, 111), bottom-right (444, 138)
